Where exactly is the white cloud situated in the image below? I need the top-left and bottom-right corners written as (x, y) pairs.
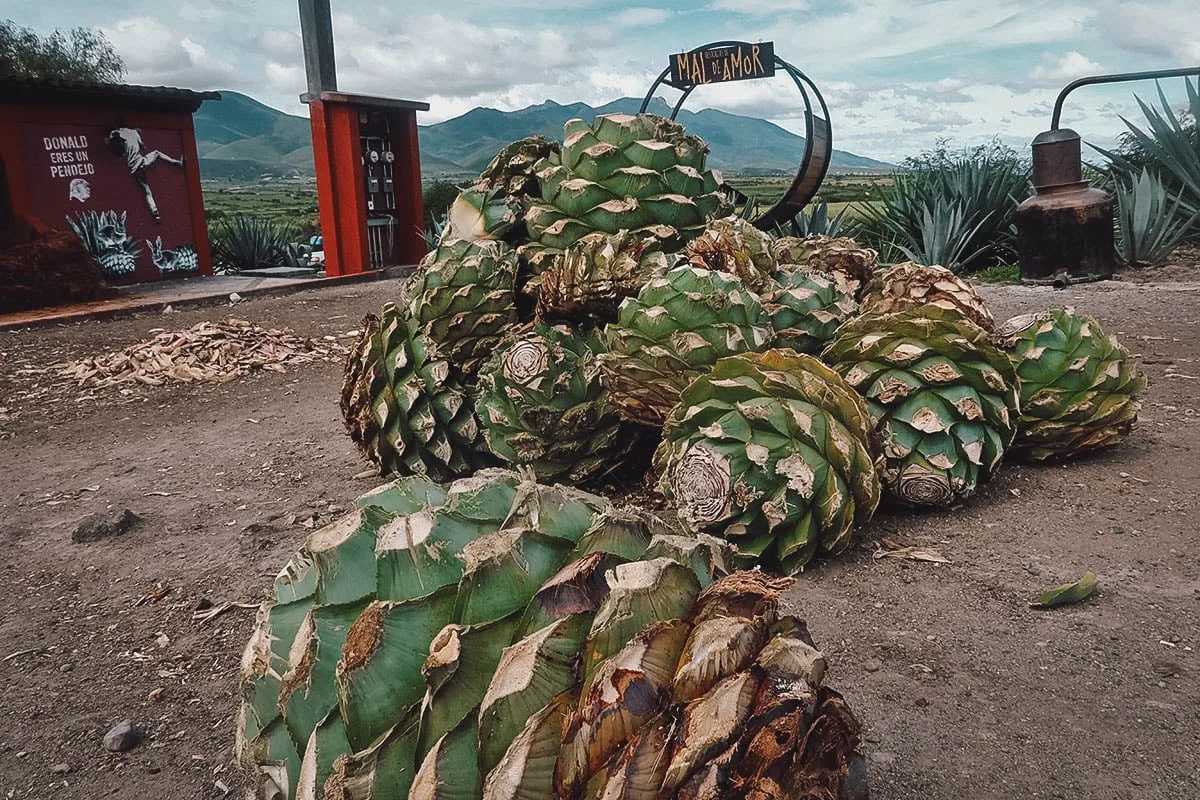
top-left (1028, 52), bottom-right (1104, 86)
top-left (706, 0), bottom-right (810, 14)
top-left (612, 7), bottom-right (673, 27)
top-left (102, 17), bottom-right (238, 89)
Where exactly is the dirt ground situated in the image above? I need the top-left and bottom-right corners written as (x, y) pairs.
top-left (0, 272), bottom-right (1197, 800)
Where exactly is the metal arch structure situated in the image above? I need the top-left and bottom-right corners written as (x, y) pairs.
top-left (639, 42), bottom-right (833, 231)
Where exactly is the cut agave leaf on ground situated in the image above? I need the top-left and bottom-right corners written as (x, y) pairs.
top-left (662, 670), bottom-right (759, 794)
top-left (335, 588), bottom-right (458, 751)
top-left (477, 614), bottom-right (590, 775)
top-left (418, 614), bottom-right (522, 760)
top-left (295, 711), bottom-right (351, 800)
top-left (873, 544), bottom-right (951, 564)
top-left (583, 558), bottom-right (700, 687)
top-left (560, 619), bottom-right (690, 794)
top-left (410, 717), bottom-right (481, 800)
top-left (280, 601), bottom-right (369, 751)
top-left (483, 693), bottom-right (571, 800)
top-left (323, 714), bottom-right (422, 800)
top-left (1031, 572), bottom-right (1098, 608)
top-left (453, 529), bottom-right (575, 625)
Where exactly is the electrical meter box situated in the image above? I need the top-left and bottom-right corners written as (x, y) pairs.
top-left (304, 91), bottom-right (429, 275)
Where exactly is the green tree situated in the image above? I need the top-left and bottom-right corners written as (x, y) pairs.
top-left (0, 20), bottom-right (125, 83)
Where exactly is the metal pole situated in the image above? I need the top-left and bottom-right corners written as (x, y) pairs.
top-left (298, 0), bottom-right (338, 97)
top-left (1051, 65), bottom-right (1200, 129)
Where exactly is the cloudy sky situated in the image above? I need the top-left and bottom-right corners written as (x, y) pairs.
top-left (14, 0), bottom-right (1200, 161)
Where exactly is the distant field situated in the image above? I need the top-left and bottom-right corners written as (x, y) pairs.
top-left (202, 171), bottom-right (893, 234)
top-left (727, 173), bottom-right (894, 206)
top-left (202, 179), bottom-right (321, 236)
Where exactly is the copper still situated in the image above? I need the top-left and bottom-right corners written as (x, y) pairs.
top-left (1016, 66), bottom-right (1200, 286)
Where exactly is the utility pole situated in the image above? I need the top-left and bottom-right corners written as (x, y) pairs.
top-left (298, 0), bottom-right (337, 98)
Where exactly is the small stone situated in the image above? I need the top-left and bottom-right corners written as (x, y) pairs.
top-left (147, 766), bottom-right (161, 775)
top-left (868, 750), bottom-right (896, 765)
top-left (50, 763), bottom-right (71, 774)
top-left (915, 697), bottom-right (929, 707)
top-left (103, 720), bottom-right (141, 752)
top-left (863, 659), bottom-right (883, 673)
top-left (59, 664), bottom-right (73, 673)
top-left (865, 733), bottom-right (882, 744)
top-left (72, 509), bottom-right (141, 544)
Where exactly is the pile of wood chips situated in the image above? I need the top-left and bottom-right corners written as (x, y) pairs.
top-left (58, 319), bottom-right (337, 389)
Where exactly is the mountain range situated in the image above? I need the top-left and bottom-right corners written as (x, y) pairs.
top-left (194, 92), bottom-right (892, 180)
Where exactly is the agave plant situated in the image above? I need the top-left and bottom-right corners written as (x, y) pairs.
top-left (854, 146), bottom-right (1029, 271)
top-left (1094, 78), bottom-right (1200, 216)
top-left (209, 214), bottom-right (298, 275)
top-left (785, 199), bottom-right (850, 238)
top-left (1112, 167), bottom-right (1200, 267)
top-left (236, 469), bottom-right (868, 800)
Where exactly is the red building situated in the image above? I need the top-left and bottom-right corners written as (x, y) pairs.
top-left (0, 79), bottom-right (218, 284)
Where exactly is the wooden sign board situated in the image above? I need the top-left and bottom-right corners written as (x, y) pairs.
top-left (669, 42), bottom-right (775, 88)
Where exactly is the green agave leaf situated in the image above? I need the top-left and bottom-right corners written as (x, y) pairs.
top-left (482, 692), bottom-right (571, 800)
top-left (324, 712), bottom-right (422, 800)
top-left (296, 710), bottom-right (351, 800)
top-left (335, 588), bottom-right (458, 751)
top-left (410, 717), bottom-right (482, 800)
top-left (417, 614), bottom-right (523, 760)
top-left (1030, 572), bottom-right (1098, 608)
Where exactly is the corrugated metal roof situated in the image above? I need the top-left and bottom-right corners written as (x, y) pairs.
top-left (0, 77), bottom-right (219, 112)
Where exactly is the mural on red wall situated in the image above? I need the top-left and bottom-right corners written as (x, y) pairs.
top-left (21, 123), bottom-right (199, 284)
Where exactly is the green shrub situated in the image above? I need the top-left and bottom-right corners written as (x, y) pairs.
top-left (422, 180), bottom-right (463, 228)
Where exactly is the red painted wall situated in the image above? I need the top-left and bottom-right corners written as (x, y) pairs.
top-left (0, 104), bottom-right (212, 283)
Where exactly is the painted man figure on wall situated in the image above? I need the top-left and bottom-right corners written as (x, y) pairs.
top-left (105, 127), bottom-right (184, 223)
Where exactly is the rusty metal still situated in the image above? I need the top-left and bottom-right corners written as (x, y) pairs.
top-left (1016, 66), bottom-right (1200, 286)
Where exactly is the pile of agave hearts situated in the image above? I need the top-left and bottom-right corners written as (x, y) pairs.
top-left (340, 112), bottom-right (1148, 577)
top-left (234, 114), bottom-right (1147, 800)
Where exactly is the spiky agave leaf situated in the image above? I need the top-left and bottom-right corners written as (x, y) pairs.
top-left (761, 268), bottom-right (858, 354)
top-left (995, 307), bottom-right (1146, 461)
top-left (655, 351), bottom-right (880, 574)
top-left (340, 305), bottom-right (485, 481)
top-left (685, 216), bottom-right (777, 294)
top-left (407, 238), bottom-right (519, 374)
top-left (771, 235), bottom-right (878, 300)
top-left (410, 717), bottom-right (482, 800)
top-left (861, 261), bottom-right (995, 331)
top-left (824, 303), bottom-right (1019, 507)
top-left (599, 265), bottom-right (774, 427)
top-left (582, 558), bottom-right (700, 685)
top-left (295, 711), bottom-right (351, 800)
top-left (476, 324), bottom-right (634, 485)
top-left (417, 615), bottom-right (522, 760)
top-left (322, 713), bottom-right (422, 800)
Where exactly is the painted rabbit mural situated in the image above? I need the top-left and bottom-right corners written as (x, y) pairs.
top-left (148, 236), bottom-right (199, 274)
